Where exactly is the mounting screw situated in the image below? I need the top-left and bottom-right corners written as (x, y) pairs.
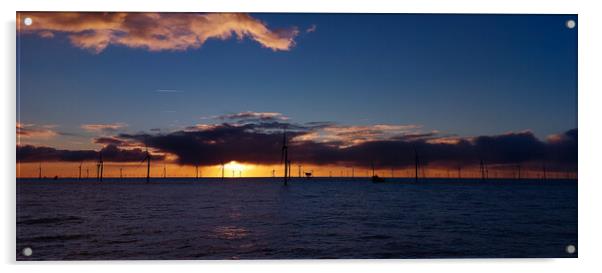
top-left (566, 19), bottom-right (576, 29)
top-left (566, 244), bottom-right (576, 254)
top-left (22, 247), bottom-right (33, 257)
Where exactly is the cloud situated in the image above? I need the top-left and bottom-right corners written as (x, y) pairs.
top-left (81, 122), bottom-right (127, 133)
top-left (94, 136), bottom-right (128, 146)
top-left (306, 24), bottom-right (317, 33)
top-left (215, 111), bottom-right (289, 122)
top-left (310, 124), bottom-right (424, 147)
top-left (16, 122), bottom-right (58, 139)
top-left (108, 119), bottom-right (577, 171)
top-left (17, 116), bottom-right (577, 172)
top-left (18, 12), bottom-right (299, 53)
top-left (17, 144), bottom-right (164, 163)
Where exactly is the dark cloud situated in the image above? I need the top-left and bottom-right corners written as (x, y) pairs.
top-left (118, 124), bottom-right (304, 166)
top-left (113, 122), bottom-right (577, 171)
top-left (94, 137), bottom-right (127, 146)
top-left (17, 144), bottom-right (164, 162)
top-left (473, 131), bottom-right (546, 164)
top-left (214, 111), bottom-right (289, 123)
top-left (17, 145), bottom-right (96, 162)
top-left (18, 119), bottom-right (577, 172)
top-left (545, 129), bottom-right (578, 165)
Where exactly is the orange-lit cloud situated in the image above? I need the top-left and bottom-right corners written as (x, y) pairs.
top-left (297, 124), bottom-right (426, 147)
top-left (81, 122), bottom-right (127, 133)
top-left (16, 122), bottom-right (58, 139)
top-left (18, 12), bottom-right (300, 53)
top-left (15, 114), bottom-right (578, 175)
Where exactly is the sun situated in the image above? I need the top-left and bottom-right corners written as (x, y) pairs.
top-left (225, 161), bottom-right (245, 172)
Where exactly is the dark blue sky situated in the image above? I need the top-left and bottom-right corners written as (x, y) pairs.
top-left (17, 14), bottom-right (577, 149)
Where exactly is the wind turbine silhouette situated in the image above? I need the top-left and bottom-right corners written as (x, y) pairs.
top-left (97, 151), bottom-right (104, 182)
top-left (281, 130), bottom-right (289, 185)
top-left (480, 159), bottom-right (486, 181)
top-left (141, 139), bottom-right (151, 183)
top-left (414, 146), bottom-right (419, 183)
top-left (221, 162), bottom-right (225, 181)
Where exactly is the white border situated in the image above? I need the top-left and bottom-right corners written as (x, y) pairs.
top-left (2, 1), bottom-right (601, 273)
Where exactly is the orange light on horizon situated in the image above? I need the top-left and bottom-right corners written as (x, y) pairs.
top-left (15, 162), bottom-right (577, 180)
top-left (224, 161), bottom-right (252, 177)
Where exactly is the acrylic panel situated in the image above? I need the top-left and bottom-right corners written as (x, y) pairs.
top-left (16, 12), bottom-right (578, 260)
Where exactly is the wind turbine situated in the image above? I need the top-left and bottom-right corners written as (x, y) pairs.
top-left (414, 146), bottom-right (419, 183)
top-left (281, 131), bottom-right (289, 185)
top-left (221, 162), bottom-right (225, 180)
top-left (542, 164), bottom-right (547, 181)
top-left (480, 159), bottom-right (486, 181)
top-left (97, 151), bottom-right (104, 182)
top-left (141, 142), bottom-right (151, 183)
top-left (78, 162), bottom-right (82, 180)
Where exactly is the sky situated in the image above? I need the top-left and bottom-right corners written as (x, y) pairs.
top-left (16, 13), bottom-right (578, 178)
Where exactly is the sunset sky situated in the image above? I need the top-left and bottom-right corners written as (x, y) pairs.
top-left (16, 13), bottom-right (578, 178)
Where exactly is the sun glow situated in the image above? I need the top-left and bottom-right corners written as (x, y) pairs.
top-left (225, 161), bottom-right (244, 171)
top-left (224, 161), bottom-right (251, 177)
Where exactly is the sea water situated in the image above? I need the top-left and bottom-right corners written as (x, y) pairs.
top-left (16, 178), bottom-right (577, 260)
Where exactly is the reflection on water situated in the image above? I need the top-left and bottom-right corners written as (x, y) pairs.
top-left (17, 178), bottom-right (577, 260)
top-left (213, 226), bottom-right (248, 240)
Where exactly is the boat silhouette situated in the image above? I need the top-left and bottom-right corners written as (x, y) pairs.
top-left (371, 162), bottom-right (385, 183)
top-left (371, 175), bottom-right (385, 183)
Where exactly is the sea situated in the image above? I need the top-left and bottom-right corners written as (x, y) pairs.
top-left (16, 178), bottom-right (577, 260)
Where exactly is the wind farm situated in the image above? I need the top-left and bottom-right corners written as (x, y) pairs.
top-left (16, 12), bottom-right (577, 260)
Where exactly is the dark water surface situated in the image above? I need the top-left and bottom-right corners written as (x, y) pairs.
top-left (16, 178), bottom-right (577, 260)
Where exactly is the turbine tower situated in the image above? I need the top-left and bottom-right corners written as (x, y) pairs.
top-left (281, 131), bottom-right (289, 185)
top-left (141, 142), bottom-right (151, 183)
top-left (97, 151), bottom-right (104, 182)
top-left (414, 147), bottom-right (419, 183)
top-left (480, 159), bottom-right (486, 181)
top-left (542, 164), bottom-right (547, 181)
top-left (221, 162), bottom-right (225, 180)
